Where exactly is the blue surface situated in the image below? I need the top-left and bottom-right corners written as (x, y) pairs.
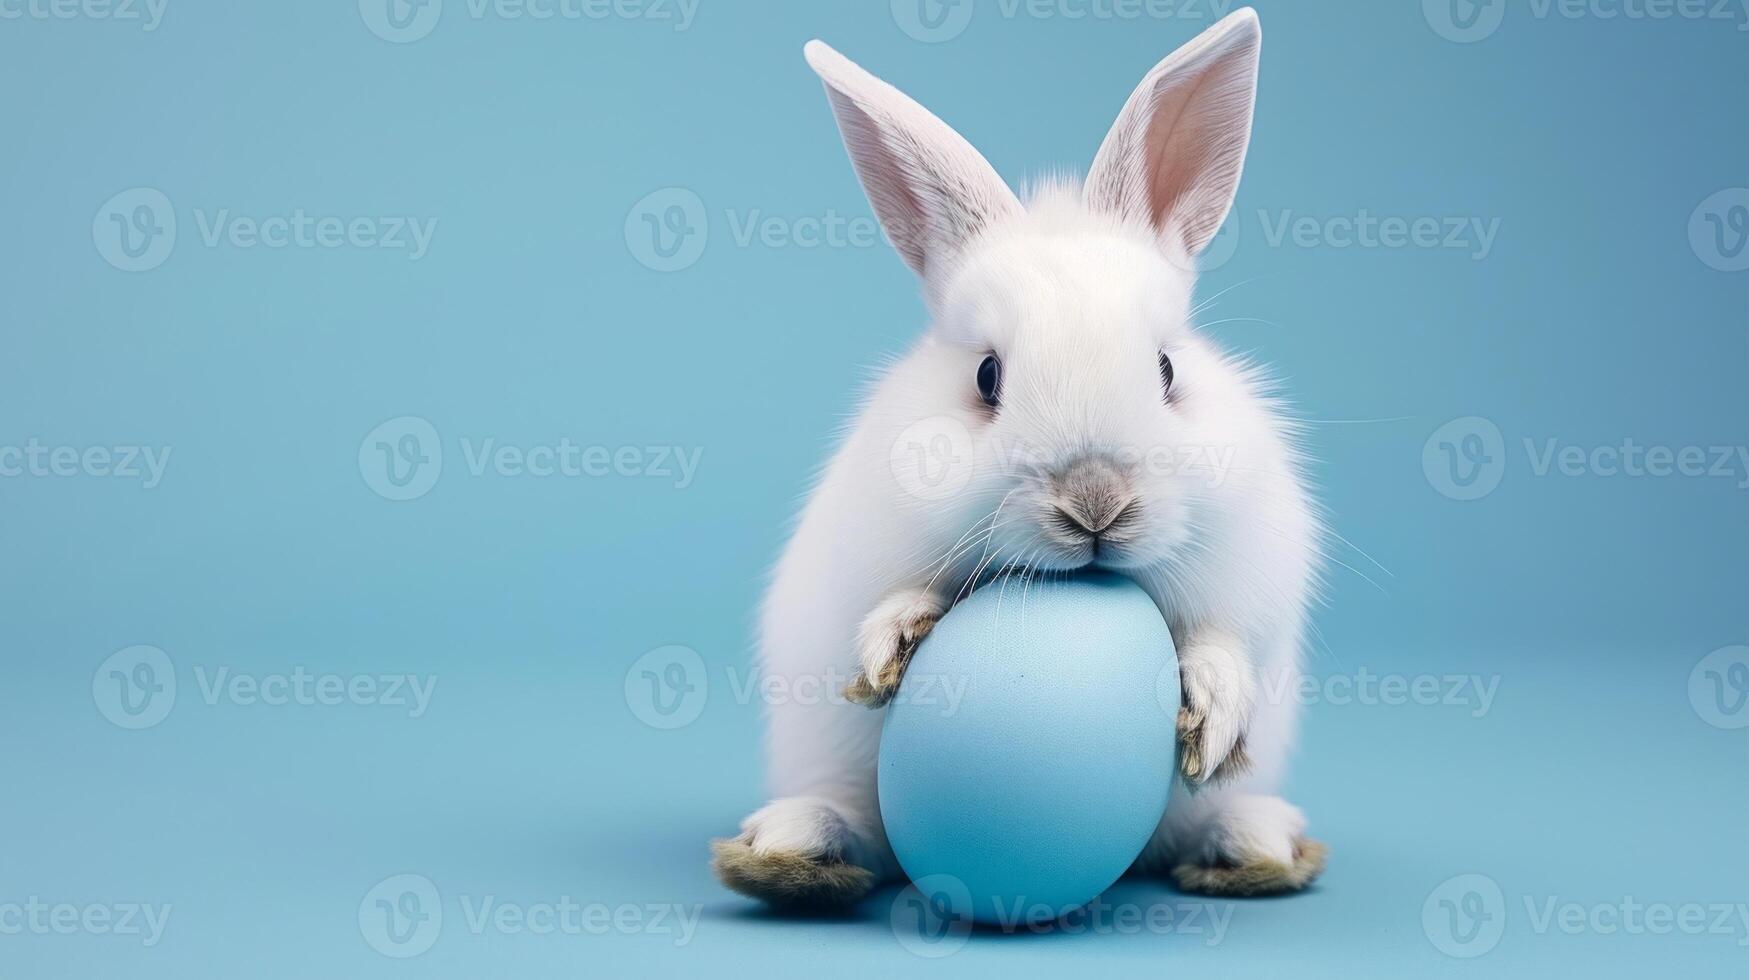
top-left (879, 572), bottom-right (1178, 925)
top-left (3, 1), bottom-right (1747, 977)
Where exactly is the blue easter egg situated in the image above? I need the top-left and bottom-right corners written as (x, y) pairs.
top-left (878, 571), bottom-right (1179, 926)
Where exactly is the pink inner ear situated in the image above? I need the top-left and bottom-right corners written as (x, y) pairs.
top-left (1083, 12), bottom-right (1260, 258)
top-left (1138, 55), bottom-right (1256, 253)
top-left (823, 88), bottom-right (931, 275)
top-left (804, 40), bottom-right (1023, 283)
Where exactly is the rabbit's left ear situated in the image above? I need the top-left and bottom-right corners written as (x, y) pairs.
top-left (804, 40), bottom-right (1022, 283)
top-left (1084, 8), bottom-right (1261, 257)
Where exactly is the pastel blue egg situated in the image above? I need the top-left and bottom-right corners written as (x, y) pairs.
top-left (879, 571), bottom-right (1179, 926)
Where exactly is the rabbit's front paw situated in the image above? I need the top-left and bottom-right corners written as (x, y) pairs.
top-left (1170, 794), bottom-right (1327, 896)
top-left (1177, 642), bottom-right (1256, 784)
top-left (843, 590), bottom-right (945, 708)
top-left (712, 796), bottom-right (876, 908)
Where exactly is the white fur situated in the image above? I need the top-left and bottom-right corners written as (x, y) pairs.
top-left (745, 10), bottom-right (1318, 885)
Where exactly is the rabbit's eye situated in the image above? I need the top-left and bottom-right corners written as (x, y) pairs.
top-left (1159, 352), bottom-right (1175, 399)
top-left (976, 354), bottom-right (1002, 408)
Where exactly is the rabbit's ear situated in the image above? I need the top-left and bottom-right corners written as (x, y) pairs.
top-left (804, 40), bottom-right (1022, 279)
top-left (1084, 8), bottom-right (1260, 257)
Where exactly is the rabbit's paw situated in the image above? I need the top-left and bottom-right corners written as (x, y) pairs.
top-left (1170, 795), bottom-right (1326, 896)
top-left (843, 590), bottom-right (945, 708)
top-left (711, 797), bottom-right (875, 908)
top-left (1177, 641), bottom-right (1256, 785)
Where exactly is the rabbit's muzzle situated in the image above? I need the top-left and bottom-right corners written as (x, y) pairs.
top-left (1047, 455), bottom-right (1141, 550)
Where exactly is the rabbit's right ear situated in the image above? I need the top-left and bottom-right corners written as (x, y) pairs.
top-left (1084, 9), bottom-right (1261, 257)
top-left (804, 41), bottom-right (1022, 281)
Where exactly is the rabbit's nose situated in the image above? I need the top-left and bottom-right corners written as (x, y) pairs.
top-left (1053, 499), bottom-right (1138, 537)
top-left (1051, 456), bottom-right (1136, 535)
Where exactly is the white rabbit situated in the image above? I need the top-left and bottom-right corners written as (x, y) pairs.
top-left (713, 8), bottom-right (1326, 907)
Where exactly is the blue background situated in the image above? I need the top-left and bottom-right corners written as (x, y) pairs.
top-left (2, 0), bottom-right (1746, 976)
